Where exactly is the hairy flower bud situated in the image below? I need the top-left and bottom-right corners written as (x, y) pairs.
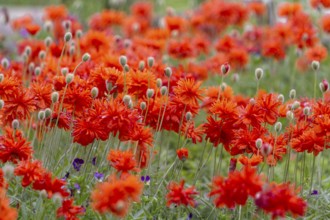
top-left (51, 91), bottom-right (59, 103)
top-left (82, 53), bottom-right (91, 62)
top-left (38, 50), bottom-right (46, 60)
top-left (34, 67), bottom-right (41, 76)
top-left (44, 36), bottom-right (52, 47)
top-left (139, 61), bottom-right (145, 71)
top-left (123, 95), bottom-right (131, 105)
top-left (319, 79), bottom-right (329, 93)
top-left (91, 87), bottom-right (99, 99)
top-left (76, 29), bottom-right (83, 39)
top-left (38, 110), bottom-right (45, 120)
top-left (45, 108), bottom-right (52, 118)
top-left (289, 89), bottom-right (296, 99)
top-left (255, 138), bottom-right (263, 149)
top-left (61, 67), bottom-right (69, 76)
top-left (0, 99), bottom-right (4, 109)
top-left (147, 56), bottom-right (154, 68)
top-left (0, 73), bottom-right (3, 82)
top-left (221, 63), bottom-right (230, 75)
top-left (64, 32), bottom-right (72, 42)
top-left (160, 86), bottom-right (168, 96)
top-left (274, 122), bottom-right (282, 133)
top-left (147, 88), bottom-right (154, 98)
top-left (119, 55), bottom-right (127, 67)
top-left (140, 101), bottom-right (146, 110)
top-left (286, 110), bottom-right (294, 121)
top-left (124, 64), bottom-right (129, 73)
top-left (311, 60), bottom-right (320, 71)
top-left (156, 78), bottom-right (162, 88)
top-left (277, 94), bottom-right (284, 103)
top-left (261, 143), bottom-right (272, 156)
top-left (1, 58), bottom-right (9, 69)
top-left (65, 73), bottom-right (74, 84)
top-left (255, 68), bottom-right (264, 80)
top-left (303, 107), bottom-right (311, 116)
top-left (12, 119), bottom-right (19, 130)
top-left (185, 112), bottom-right (192, 121)
top-left (291, 101), bottom-right (300, 110)
top-left (164, 67), bottom-right (172, 78)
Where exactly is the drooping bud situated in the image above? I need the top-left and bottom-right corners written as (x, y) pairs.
top-left (106, 81), bottom-right (113, 92)
top-left (12, 119), bottom-right (19, 130)
top-left (255, 68), bottom-right (264, 80)
top-left (28, 62), bottom-right (35, 73)
top-left (319, 79), bottom-right (329, 93)
top-left (64, 32), bottom-right (72, 42)
top-left (39, 50), bottom-right (46, 60)
top-left (286, 110), bottom-right (294, 121)
top-left (146, 88), bottom-right (154, 98)
top-left (303, 107), bottom-right (311, 116)
top-left (220, 83), bottom-right (227, 91)
top-left (119, 55), bottom-right (127, 67)
top-left (261, 143), bottom-right (272, 157)
top-left (289, 89), bottom-right (296, 99)
top-left (124, 64), bottom-right (129, 73)
top-left (185, 111), bottom-right (192, 121)
top-left (164, 67), bottom-right (172, 78)
top-left (147, 56), bottom-right (154, 68)
top-left (65, 73), bottom-right (74, 84)
top-left (82, 53), bottom-right (91, 62)
top-left (44, 36), bottom-right (52, 47)
top-left (69, 46), bottom-right (75, 56)
top-left (76, 29), bottom-right (83, 39)
top-left (91, 87), bottom-right (99, 99)
top-left (123, 95), bottom-right (131, 105)
top-left (277, 94), bottom-right (284, 103)
top-left (63, 20), bottom-right (71, 31)
top-left (61, 67), bottom-right (69, 76)
top-left (221, 63), bottom-right (230, 75)
top-left (51, 92), bottom-right (59, 103)
top-left (24, 46), bottom-right (32, 56)
top-left (44, 20), bottom-right (53, 33)
top-left (311, 60), bottom-right (320, 71)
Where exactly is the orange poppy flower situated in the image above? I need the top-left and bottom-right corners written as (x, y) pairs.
top-left (25, 23), bottom-right (40, 36)
top-left (57, 199), bottom-right (85, 220)
top-left (278, 3), bottom-right (302, 17)
top-left (176, 148), bottom-right (189, 161)
top-left (14, 160), bottom-right (45, 187)
top-left (174, 78), bottom-right (203, 106)
top-left (166, 180), bottom-right (198, 207)
top-left (239, 154), bottom-right (263, 166)
top-left (0, 188), bottom-right (18, 220)
top-left (305, 44), bottom-right (328, 62)
top-left (108, 150), bottom-right (137, 174)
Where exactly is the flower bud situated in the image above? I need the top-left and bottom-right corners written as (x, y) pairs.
top-left (185, 112), bottom-right (192, 121)
top-left (156, 78), bottom-right (162, 88)
top-left (39, 50), bottom-right (46, 60)
top-left (140, 101), bottom-right (146, 110)
top-left (123, 95), bottom-right (131, 105)
top-left (119, 55), bottom-right (127, 67)
top-left (69, 46), bottom-right (75, 56)
top-left (0, 99), bottom-right (4, 109)
top-left (303, 107), bottom-right (311, 116)
top-left (82, 53), bottom-right (91, 62)
top-left (255, 68), bottom-right (264, 80)
top-left (91, 87), bottom-right (99, 99)
top-left (65, 73), bottom-right (74, 84)
top-left (255, 138), bottom-right (263, 149)
top-left (139, 61), bottom-right (145, 71)
top-left (61, 67), bottom-right (69, 76)
top-left (289, 89), bottom-right (296, 99)
top-left (44, 20), bottom-right (53, 33)
top-left (28, 62), bottom-right (35, 73)
top-left (2, 163), bottom-right (14, 180)
top-left (277, 94), bottom-right (284, 103)
top-left (124, 64), bottom-right (129, 73)
top-left (34, 67), bottom-right (41, 76)
top-left (232, 73), bottom-right (239, 83)
top-left (63, 20), bottom-right (71, 31)
top-left (115, 200), bottom-right (125, 213)
top-left (274, 122), bottom-right (282, 133)
top-left (319, 79), bottom-right (329, 93)
top-left (1, 58), bottom-right (9, 69)
top-left (64, 32), bottom-right (72, 42)
top-left (38, 110), bottom-right (45, 120)
top-left (106, 81), bottom-right (113, 92)
top-left (221, 63), bottom-right (230, 75)
top-left (45, 108), bottom-right (52, 118)
top-left (45, 36), bottom-right (52, 47)
top-left (261, 143), bottom-right (272, 157)
top-left (24, 46), bottom-right (32, 56)
top-left (12, 119), bottom-right (19, 130)
top-left (0, 73), bottom-right (4, 82)
top-left (52, 193), bottom-right (63, 205)
top-left (220, 83), bottom-right (227, 91)
top-left (128, 100), bottom-right (133, 109)
top-left (291, 101), bottom-right (300, 110)
top-left (249, 98), bottom-right (256, 105)
top-left (160, 86), bottom-right (167, 96)
top-left (76, 29), bottom-right (83, 39)
top-left (164, 67), bottom-right (172, 78)
top-left (51, 91), bottom-right (59, 103)
top-left (147, 56), bottom-right (154, 68)
top-left (311, 60), bottom-right (320, 71)
top-left (286, 110), bottom-right (294, 121)
top-left (40, 190), bottom-right (48, 199)
top-left (147, 88), bottom-right (154, 98)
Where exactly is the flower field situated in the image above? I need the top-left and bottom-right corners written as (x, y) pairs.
top-left (0, 0), bottom-right (330, 219)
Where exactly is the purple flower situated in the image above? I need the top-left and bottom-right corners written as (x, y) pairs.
top-left (72, 158), bottom-right (84, 171)
top-left (92, 157), bottom-right (96, 166)
top-left (94, 172), bottom-right (104, 181)
top-left (311, 190), bottom-right (318, 195)
top-left (74, 183), bottom-right (81, 191)
top-left (187, 213), bottom-right (193, 220)
top-left (140, 175), bottom-right (150, 183)
top-left (62, 172), bottom-right (70, 181)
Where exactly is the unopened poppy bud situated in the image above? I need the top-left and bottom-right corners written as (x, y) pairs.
top-left (44, 20), bottom-right (53, 32)
top-left (2, 163), bottom-right (14, 180)
top-left (156, 78), bottom-right (162, 88)
top-left (34, 67), bottom-right (41, 76)
top-left (28, 63), bottom-right (35, 73)
top-left (255, 138), bottom-right (263, 149)
top-left (45, 36), bottom-right (52, 47)
top-left (303, 107), bottom-right (311, 116)
top-left (12, 119), bottom-right (19, 130)
top-left (64, 32), bottom-right (72, 42)
top-left (124, 64), bottom-right (129, 72)
top-left (185, 111), bottom-right (192, 121)
top-left (1, 58), bottom-right (9, 69)
top-left (261, 143), bottom-right (272, 156)
top-left (124, 39), bottom-right (132, 48)
top-left (289, 89), bottom-right (296, 99)
top-left (139, 61), bottom-right (145, 71)
top-left (220, 83), bottom-right (227, 91)
top-left (140, 101), bottom-right (146, 110)
top-left (160, 86), bottom-right (167, 96)
top-left (164, 67), bottom-right (172, 78)
top-left (123, 95), bottom-right (131, 105)
top-left (249, 98), bottom-right (256, 105)
top-left (69, 46), bottom-right (75, 56)
top-left (221, 63), bottom-right (230, 75)
top-left (0, 73), bottom-right (3, 82)
top-left (40, 190), bottom-right (48, 199)
top-left (319, 79), bottom-right (329, 93)
top-left (147, 88), bottom-right (154, 98)
top-left (255, 68), bottom-right (264, 80)
top-left (38, 110), bottom-right (45, 120)
top-left (22, 54), bottom-right (28, 63)
top-left (147, 56), bottom-right (154, 68)
top-left (0, 99), bottom-right (4, 109)
top-left (82, 53), bottom-right (91, 62)
top-left (311, 60), bottom-right (320, 71)
top-left (115, 200), bottom-right (125, 213)
top-left (63, 20), bottom-right (71, 31)
top-left (65, 73), bottom-right (74, 84)
top-left (232, 73), bottom-right (239, 82)
top-left (277, 94), bottom-right (284, 103)
top-left (286, 110), bottom-right (294, 121)
top-left (45, 108), bottom-right (52, 118)
top-left (291, 101), bottom-right (300, 110)
top-left (106, 81), bottom-right (112, 92)
top-left (51, 92), bottom-right (59, 103)
top-left (91, 87), bottom-right (99, 99)
top-left (119, 55), bottom-right (127, 67)
top-left (24, 46), bottom-right (32, 56)
top-left (274, 122), bottom-right (282, 133)
top-left (39, 51), bottom-right (46, 60)
top-left (128, 100), bottom-right (133, 109)
top-left (61, 67), bottom-right (69, 76)
top-left (52, 193), bottom-right (63, 205)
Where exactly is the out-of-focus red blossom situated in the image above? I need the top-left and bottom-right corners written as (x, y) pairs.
top-left (166, 180), bottom-right (198, 207)
top-left (305, 44), bottom-right (328, 62)
top-left (255, 183), bottom-right (307, 219)
top-left (32, 172), bottom-right (70, 198)
top-left (321, 14), bottom-right (330, 33)
top-left (239, 154), bottom-right (263, 166)
top-left (311, 0), bottom-right (330, 8)
top-left (174, 78), bottom-right (203, 106)
top-left (91, 175), bottom-right (143, 217)
top-left (256, 92), bottom-right (281, 125)
top-left (56, 199), bottom-right (85, 220)
top-left (0, 188), bottom-right (18, 220)
top-left (108, 150), bottom-right (137, 174)
top-left (248, 2), bottom-right (266, 16)
top-left (176, 148), bottom-right (189, 161)
top-left (14, 160), bottom-right (45, 187)
top-left (278, 3), bottom-right (302, 17)
top-left (209, 166), bottom-right (263, 208)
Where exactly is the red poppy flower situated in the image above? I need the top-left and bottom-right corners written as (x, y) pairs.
top-left (176, 148), bottom-right (188, 161)
top-left (166, 180), bottom-right (198, 207)
top-left (57, 199), bottom-right (85, 220)
top-left (14, 160), bottom-right (45, 187)
top-left (108, 150), bottom-right (137, 174)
